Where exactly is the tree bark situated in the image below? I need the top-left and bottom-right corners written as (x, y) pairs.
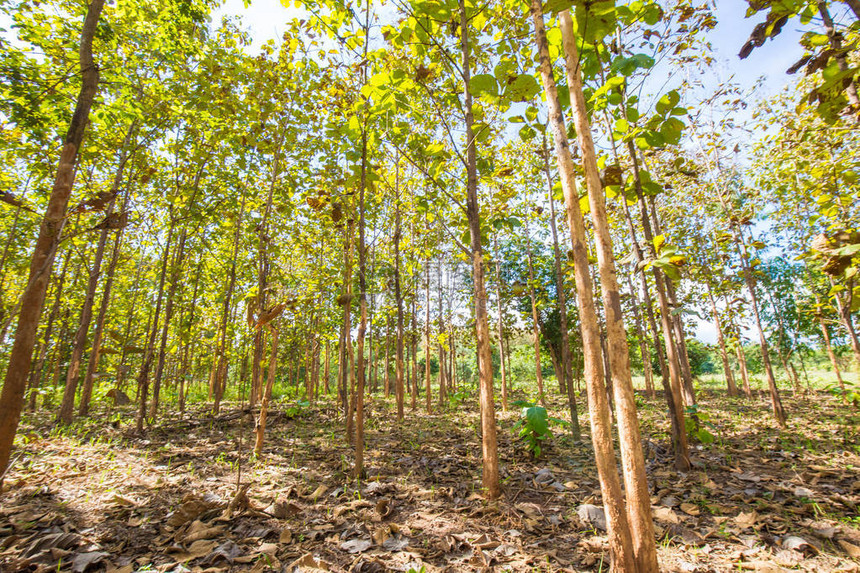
top-left (532, 4), bottom-right (640, 570)
top-left (560, 12), bottom-right (660, 570)
top-left (28, 253), bottom-right (70, 412)
top-left (494, 236), bottom-right (508, 412)
top-left (0, 0), bottom-right (106, 476)
top-left (136, 221), bottom-right (174, 432)
top-left (730, 220), bottom-right (786, 426)
top-left (707, 286), bottom-right (738, 397)
top-left (254, 327), bottom-right (278, 457)
top-left (525, 215), bottom-right (547, 407)
top-left (460, 0), bottom-right (500, 499)
top-left (626, 149), bottom-right (690, 470)
top-left (542, 140), bottom-right (580, 438)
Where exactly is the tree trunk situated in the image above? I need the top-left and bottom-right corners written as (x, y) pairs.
top-left (437, 254), bottom-right (448, 406)
top-left (254, 327), bottom-right (278, 457)
top-left (213, 192), bottom-right (246, 414)
top-left (730, 221), bottom-right (786, 426)
top-left (542, 140), bottom-right (580, 437)
top-left (411, 291), bottom-right (419, 411)
top-left (525, 215), bottom-right (547, 407)
top-left (532, 5), bottom-right (641, 570)
top-left (0, 0), bottom-right (105, 474)
top-left (136, 221), bottom-right (174, 432)
top-left (149, 223), bottom-right (187, 420)
top-left (625, 272), bottom-right (655, 398)
top-left (816, 295), bottom-right (846, 400)
top-left (626, 148), bottom-right (690, 470)
top-left (560, 11), bottom-right (660, 570)
top-left (424, 252), bottom-right (432, 413)
top-left (460, 0), bottom-right (500, 498)
top-left (494, 236), bottom-right (508, 412)
top-left (707, 286), bottom-right (738, 397)
top-left (619, 195), bottom-right (669, 403)
top-left (354, 45), bottom-right (371, 477)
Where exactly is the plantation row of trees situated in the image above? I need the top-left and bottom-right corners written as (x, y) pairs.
top-left (0, 0), bottom-right (858, 569)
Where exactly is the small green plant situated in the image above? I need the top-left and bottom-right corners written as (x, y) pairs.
top-left (448, 389), bottom-right (470, 409)
top-left (685, 404), bottom-right (718, 445)
top-left (284, 399), bottom-right (311, 418)
top-left (824, 381), bottom-right (860, 407)
top-left (511, 400), bottom-right (565, 458)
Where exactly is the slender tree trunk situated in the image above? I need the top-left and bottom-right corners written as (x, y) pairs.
top-left (730, 318), bottom-right (754, 398)
top-left (625, 272), bottom-right (655, 398)
top-left (525, 215), bottom-right (547, 407)
top-left (213, 192), bottom-right (246, 414)
top-left (136, 223), bottom-right (173, 432)
top-left (47, 308), bottom-right (72, 410)
top-left (383, 314), bottom-right (391, 397)
top-left (619, 195), bottom-right (669, 402)
top-left (149, 223), bottom-right (187, 420)
top-left (392, 159), bottom-right (405, 419)
top-left (460, 0), bottom-right (500, 498)
top-left (178, 255), bottom-right (202, 415)
top-left (707, 286), bottom-right (738, 397)
top-left (542, 142), bottom-right (580, 437)
top-left (494, 236), bottom-right (508, 411)
top-left (730, 221), bottom-right (786, 426)
top-left (411, 292), bottom-right (419, 411)
top-left (28, 251), bottom-right (71, 412)
top-left (649, 198), bottom-right (696, 406)
top-left (58, 192), bottom-right (114, 423)
top-left (437, 254), bottom-right (448, 406)
top-left (533, 5), bottom-right (642, 570)
top-left (626, 149), bottom-right (689, 469)
top-left (424, 252), bottom-right (432, 413)
top-left (560, 11), bottom-right (660, 569)
top-left (816, 295), bottom-right (845, 399)
top-left (254, 327), bottom-right (278, 457)
top-left (78, 127), bottom-right (137, 417)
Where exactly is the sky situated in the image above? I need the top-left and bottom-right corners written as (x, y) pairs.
top-left (208, 0), bottom-right (812, 345)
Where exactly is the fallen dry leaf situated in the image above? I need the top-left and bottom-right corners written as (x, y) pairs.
top-left (839, 539), bottom-right (860, 558)
top-left (653, 506), bottom-right (680, 524)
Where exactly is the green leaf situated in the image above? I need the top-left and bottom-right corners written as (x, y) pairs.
top-left (835, 243), bottom-right (860, 256)
top-left (656, 90), bottom-right (681, 115)
top-left (469, 74), bottom-right (498, 99)
top-left (503, 74), bottom-right (541, 103)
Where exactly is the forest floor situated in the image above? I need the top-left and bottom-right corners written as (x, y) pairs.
top-left (1, 384), bottom-right (859, 573)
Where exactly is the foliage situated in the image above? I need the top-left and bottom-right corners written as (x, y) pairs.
top-left (510, 400), bottom-right (566, 458)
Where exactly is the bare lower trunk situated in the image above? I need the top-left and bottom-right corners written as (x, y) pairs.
top-left (254, 328), bottom-right (279, 457)
top-left (816, 296), bottom-right (846, 399)
top-left (560, 12), bottom-right (660, 570)
top-left (733, 225), bottom-right (786, 426)
top-left (424, 253), bottom-right (432, 413)
top-left (708, 287), bottom-right (738, 397)
top-left (136, 223), bottom-right (173, 432)
top-left (494, 236), bottom-right (507, 412)
top-left (542, 142), bottom-right (580, 438)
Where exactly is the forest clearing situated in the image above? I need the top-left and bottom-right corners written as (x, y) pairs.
top-left (0, 0), bottom-right (859, 571)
